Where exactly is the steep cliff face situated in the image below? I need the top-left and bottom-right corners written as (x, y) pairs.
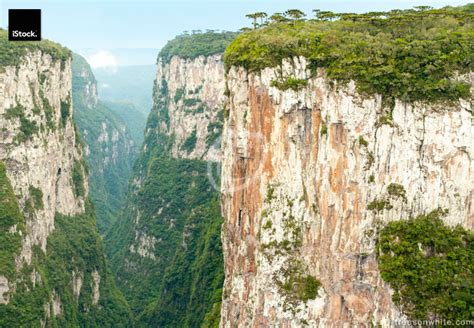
top-left (72, 53), bottom-right (136, 232)
top-left (220, 57), bottom-right (473, 327)
top-left (0, 36), bottom-right (132, 326)
top-left (107, 32), bottom-right (233, 326)
top-left (153, 54), bottom-right (226, 161)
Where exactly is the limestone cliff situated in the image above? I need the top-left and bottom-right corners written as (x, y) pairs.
top-left (220, 57), bottom-right (473, 327)
top-left (0, 35), bottom-right (131, 326)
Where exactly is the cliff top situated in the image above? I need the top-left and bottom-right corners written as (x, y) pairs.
top-left (158, 31), bottom-right (238, 64)
top-left (224, 6), bottom-right (473, 104)
top-left (0, 29), bottom-right (71, 70)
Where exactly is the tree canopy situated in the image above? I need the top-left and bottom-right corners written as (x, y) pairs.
top-left (225, 5), bottom-right (473, 104)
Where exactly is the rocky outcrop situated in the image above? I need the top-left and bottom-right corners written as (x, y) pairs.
top-left (220, 57), bottom-right (473, 327)
top-left (153, 54), bottom-right (226, 161)
top-left (0, 50), bottom-right (86, 267)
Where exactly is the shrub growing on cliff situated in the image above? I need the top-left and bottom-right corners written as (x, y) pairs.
top-left (270, 77), bottom-right (308, 91)
top-left (72, 160), bottom-right (85, 197)
top-left (376, 209), bottom-right (473, 321)
top-left (225, 7), bottom-right (473, 104)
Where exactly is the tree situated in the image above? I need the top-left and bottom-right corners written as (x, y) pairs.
top-left (255, 12), bottom-right (268, 26)
top-left (314, 10), bottom-right (338, 21)
top-left (246, 12), bottom-right (267, 29)
top-left (269, 12), bottom-right (290, 23)
top-left (414, 5), bottom-right (434, 12)
top-left (246, 13), bottom-right (259, 29)
top-left (285, 9), bottom-right (306, 21)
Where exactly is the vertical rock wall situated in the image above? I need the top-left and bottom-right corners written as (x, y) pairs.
top-left (220, 57), bottom-right (473, 327)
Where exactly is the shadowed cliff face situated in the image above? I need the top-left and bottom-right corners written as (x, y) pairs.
top-left (220, 57), bottom-right (472, 327)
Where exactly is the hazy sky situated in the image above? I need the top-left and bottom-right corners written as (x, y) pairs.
top-left (0, 0), bottom-right (470, 65)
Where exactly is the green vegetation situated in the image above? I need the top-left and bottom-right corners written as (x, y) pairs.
top-left (106, 50), bottom-right (225, 325)
top-left (0, 29), bottom-right (70, 70)
top-left (270, 77), bottom-right (308, 91)
top-left (0, 162), bottom-right (26, 280)
top-left (368, 174), bottom-right (375, 183)
top-left (1, 160), bottom-right (132, 325)
top-left (206, 110), bottom-right (224, 148)
top-left (72, 160), bottom-right (85, 197)
top-left (174, 87), bottom-right (185, 103)
top-left (107, 156), bottom-right (224, 327)
top-left (40, 93), bottom-right (56, 131)
top-left (358, 136), bottom-right (368, 147)
top-left (183, 98), bottom-right (201, 107)
top-left (28, 186), bottom-right (44, 210)
top-left (181, 129), bottom-right (198, 153)
top-left (5, 104), bottom-right (39, 143)
top-left (0, 200), bottom-right (133, 327)
top-left (367, 198), bottom-right (392, 213)
top-left (376, 209), bottom-right (473, 321)
top-left (60, 97), bottom-right (71, 127)
top-left (260, 194), bottom-right (320, 314)
top-left (320, 122), bottom-right (327, 136)
top-left (387, 183), bottom-right (406, 200)
top-left (275, 260), bottom-right (321, 307)
top-left (72, 53), bottom-right (137, 232)
top-left (158, 31), bottom-right (238, 63)
top-left (225, 7), bottom-right (473, 104)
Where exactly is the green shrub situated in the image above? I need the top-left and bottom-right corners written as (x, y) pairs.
top-left (181, 129), bottom-right (197, 153)
top-left (60, 98), bottom-right (71, 127)
top-left (320, 122), bottom-right (327, 136)
top-left (367, 198), bottom-right (392, 213)
top-left (270, 77), bottom-right (308, 91)
top-left (174, 88), bottom-right (185, 103)
top-left (358, 136), bottom-right (368, 147)
top-left (387, 183), bottom-right (406, 200)
top-left (183, 98), bottom-right (201, 107)
top-left (274, 260), bottom-right (321, 312)
top-left (28, 186), bottom-right (44, 210)
top-left (72, 160), bottom-right (85, 197)
top-left (376, 209), bottom-right (473, 321)
top-left (0, 162), bottom-right (26, 280)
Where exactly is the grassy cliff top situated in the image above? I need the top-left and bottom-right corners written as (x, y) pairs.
top-left (225, 6), bottom-right (473, 103)
top-left (158, 31), bottom-right (238, 63)
top-left (0, 29), bottom-right (71, 69)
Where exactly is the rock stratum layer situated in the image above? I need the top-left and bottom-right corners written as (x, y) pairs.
top-left (220, 57), bottom-right (473, 327)
top-left (0, 46), bottom-right (131, 326)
